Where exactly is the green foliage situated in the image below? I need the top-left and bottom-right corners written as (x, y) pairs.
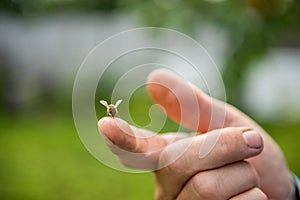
top-left (0, 0), bottom-right (118, 14)
top-left (117, 0), bottom-right (300, 107)
top-left (1, 0), bottom-right (299, 109)
top-left (0, 0), bottom-right (21, 13)
top-left (262, 122), bottom-right (300, 175)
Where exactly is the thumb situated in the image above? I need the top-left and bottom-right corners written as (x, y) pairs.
top-left (147, 68), bottom-right (249, 132)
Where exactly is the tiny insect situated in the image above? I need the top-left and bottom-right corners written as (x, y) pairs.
top-left (99, 99), bottom-right (122, 117)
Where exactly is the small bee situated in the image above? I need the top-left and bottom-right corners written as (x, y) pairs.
top-left (99, 99), bottom-right (122, 117)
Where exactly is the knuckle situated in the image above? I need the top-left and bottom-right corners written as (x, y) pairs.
top-left (239, 161), bottom-right (259, 186)
top-left (190, 172), bottom-right (220, 199)
top-left (218, 127), bottom-right (244, 154)
top-left (219, 137), bottom-right (235, 155)
top-left (163, 159), bottom-right (182, 176)
top-left (159, 147), bottom-right (183, 174)
top-left (222, 126), bottom-right (240, 134)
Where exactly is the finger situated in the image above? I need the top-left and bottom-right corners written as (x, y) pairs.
top-left (176, 161), bottom-right (259, 200)
top-left (155, 127), bottom-right (263, 199)
top-left (98, 117), bottom-right (165, 169)
top-left (98, 117), bottom-right (189, 169)
top-left (229, 187), bottom-right (268, 200)
top-left (147, 68), bottom-right (250, 132)
top-left (147, 69), bottom-right (289, 199)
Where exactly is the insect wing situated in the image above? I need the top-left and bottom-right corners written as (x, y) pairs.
top-left (100, 100), bottom-right (108, 107)
top-left (115, 99), bottom-right (122, 108)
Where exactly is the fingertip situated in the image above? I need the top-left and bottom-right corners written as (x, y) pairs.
top-left (147, 69), bottom-right (171, 100)
top-left (98, 116), bottom-right (111, 127)
top-left (147, 69), bottom-right (183, 92)
top-left (98, 117), bottom-right (129, 130)
top-left (214, 127), bottom-right (264, 161)
top-left (235, 127), bottom-right (264, 151)
top-left (242, 130), bottom-right (263, 150)
top-left (147, 68), bottom-right (175, 82)
top-left (98, 116), bottom-right (115, 134)
top-left (98, 117), bottom-right (138, 152)
top-left (146, 68), bottom-right (186, 120)
top-left (147, 68), bottom-right (206, 132)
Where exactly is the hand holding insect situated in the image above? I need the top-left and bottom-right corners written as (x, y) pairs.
top-left (98, 69), bottom-right (296, 200)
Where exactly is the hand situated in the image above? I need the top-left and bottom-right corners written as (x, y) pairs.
top-left (98, 69), bottom-right (295, 200)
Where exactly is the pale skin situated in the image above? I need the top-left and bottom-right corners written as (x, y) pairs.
top-left (98, 69), bottom-right (296, 200)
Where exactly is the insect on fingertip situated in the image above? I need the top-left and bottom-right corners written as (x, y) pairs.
top-left (99, 99), bottom-right (122, 117)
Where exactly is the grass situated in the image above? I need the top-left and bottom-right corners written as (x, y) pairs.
top-left (0, 111), bottom-right (299, 200)
top-left (0, 113), bottom-right (154, 200)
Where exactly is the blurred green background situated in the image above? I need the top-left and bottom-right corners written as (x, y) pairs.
top-left (1, 0), bottom-right (300, 199)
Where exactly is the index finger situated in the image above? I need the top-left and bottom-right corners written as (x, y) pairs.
top-left (98, 117), bottom-right (188, 170)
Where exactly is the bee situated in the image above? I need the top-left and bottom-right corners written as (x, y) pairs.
top-left (99, 99), bottom-right (122, 117)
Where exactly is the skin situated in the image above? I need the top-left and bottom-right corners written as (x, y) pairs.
top-left (98, 69), bottom-right (296, 200)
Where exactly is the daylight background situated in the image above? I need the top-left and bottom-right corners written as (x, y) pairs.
top-left (1, 0), bottom-right (300, 199)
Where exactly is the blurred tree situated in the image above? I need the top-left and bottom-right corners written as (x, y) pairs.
top-left (1, 0), bottom-right (299, 110)
top-left (0, 0), bottom-right (118, 14)
top-left (116, 0), bottom-right (300, 109)
top-left (0, 0), bottom-right (21, 13)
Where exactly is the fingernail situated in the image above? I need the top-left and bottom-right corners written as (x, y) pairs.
top-left (243, 130), bottom-right (262, 149)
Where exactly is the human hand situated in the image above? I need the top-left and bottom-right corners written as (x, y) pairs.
top-left (98, 69), bottom-right (295, 200)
